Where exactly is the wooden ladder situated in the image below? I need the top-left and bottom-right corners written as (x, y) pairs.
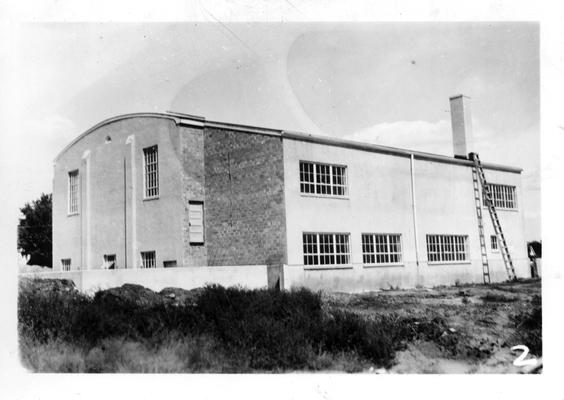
top-left (469, 152), bottom-right (517, 281)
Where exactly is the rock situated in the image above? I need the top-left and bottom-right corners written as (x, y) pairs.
top-left (19, 277), bottom-right (77, 295)
top-left (159, 287), bottom-right (203, 305)
top-left (449, 328), bottom-right (457, 333)
top-left (95, 284), bottom-right (164, 307)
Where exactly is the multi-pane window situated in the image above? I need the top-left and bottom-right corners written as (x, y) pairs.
top-left (143, 145), bottom-right (159, 198)
top-left (426, 235), bottom-right (468, 263)
top-left (61, 258), bottom-right (71, 271)
top-left (303, 233), bottom-right (350, 266)
top-left (103, 254), bottom-right (116, 269)
top-left (362, 234), bottom-right (403, 265)
top-left (491, 235), bottom-right (499, 252)
top-left (68, 170), bottom-right (79, 214)
top-left (141, 251), bottom-right (156, 268)
top-left (299, 161), bottom-right (348, 196)
top-left (483, 184), bottom-right (517, 209)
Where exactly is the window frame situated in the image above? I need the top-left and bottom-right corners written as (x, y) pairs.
top-left (140, 251), bottom-right (156, 268)
top-left (362, 233), bottom-right (404, 267)
top-left (103, 254), bottom-right (116, 269)
top-left (188, 201), bottom-right (205, 245)
top-left (61, 258), bottom-right (71, 271)
top-left (143, 145), bottom-right (159, 200)
top-left (299, 161), bottom-right (349, 198)
top-left (302, 232), bottom-right (352, 269)
top-left (490, 235), bottom-right (499, 252)
top-left (483, 183), bottom-right (517, 210)
top-left (426, 234), bottom-right (470, 264)
top-left (67, 169), bottom-right (79, 215)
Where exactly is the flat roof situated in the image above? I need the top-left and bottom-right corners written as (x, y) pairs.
top-left (54, 112), bottom-right (522, 174)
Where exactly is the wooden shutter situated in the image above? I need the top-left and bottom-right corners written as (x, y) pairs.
top-left (189, 201), bottom-right (204, 244)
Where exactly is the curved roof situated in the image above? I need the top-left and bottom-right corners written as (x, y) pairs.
top-left (54, 112), bottom-right (181, 162)
top-left (54, 112), bottom-right (522, 173)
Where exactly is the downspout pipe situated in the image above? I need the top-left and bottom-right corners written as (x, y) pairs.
top-left (410, 154), bottom-right (420, 266)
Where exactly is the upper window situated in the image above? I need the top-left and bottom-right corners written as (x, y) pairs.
top-left (483, 184), bottom-right (517, 209)
top-left (299, 161), bottom-right (348, 197)
top-left (426, 234), bottom-right (469, 263)
top-left (362, 234), bottom-right (403, 265)
top-left (68, 170), bottom-right (79, 215)
top-left (303, 232), bottom-right (350, 267)
top-left (143, 145), bottom-right (159, 199)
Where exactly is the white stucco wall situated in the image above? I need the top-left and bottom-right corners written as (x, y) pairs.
top-left (282, 138), bottom-right (529, 292)
top-left (21, 265), bottom-right (268, 293)
top-left (53, 116), bottom-right (191, 272)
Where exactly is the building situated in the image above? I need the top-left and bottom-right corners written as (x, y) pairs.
top-left (51, 95), bottom-right (530, 292)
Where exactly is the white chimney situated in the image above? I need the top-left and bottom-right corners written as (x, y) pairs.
top-left (449, 94), bottom-right (474, 159)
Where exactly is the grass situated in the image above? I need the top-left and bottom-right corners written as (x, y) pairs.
top-left (511, 295), bottom-right (542, 357)
top-left (18, 279), bottom-right (459, 372)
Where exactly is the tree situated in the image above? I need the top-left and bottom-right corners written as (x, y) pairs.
top-left (18, 193), bottom-right (52, 268)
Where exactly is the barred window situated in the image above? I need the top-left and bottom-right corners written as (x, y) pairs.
top-left (299, 161), bottom-right (348, 196)
top-left (491, 235), bottom-right (499, 251)
top-left (143, 145), bottom-right (159, 198)
top-left (303, 233), bottom-right (350, 266)
top-left (103, 254), bottom-right (116, 269)
top-left (362, 234), bottom-right (403, 265)
top-left (426, 235), bottom-right (468, 263)
top-left (61, 258), bottom-right (71, 271)
top-left (68, 170), bottom-right (79, 214)
top-left (483, 184), bottom-right (517, 209)
top-left (141, 251), bottom-right (156, 268)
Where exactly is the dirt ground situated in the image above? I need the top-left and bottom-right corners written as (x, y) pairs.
top-left (324, 279), bottom-right (542, 373)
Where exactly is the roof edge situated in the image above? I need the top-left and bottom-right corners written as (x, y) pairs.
top-left (54, 112), bottom-right (522, 174)
top-left (281, 131), bottom-right (522, 174)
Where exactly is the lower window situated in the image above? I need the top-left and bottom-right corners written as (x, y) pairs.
top-left (362, 234), bottom-right (403, 265)
top-left (491, 235), bottom-right (499, 251)
top-left (303, 232), bottom-right (350, 266)
top-left (103, 254), bottom-right (116, 269)
top-left (141, 251), bottom-right (156, 268)
top-left (61, 258), bottom-right (71, 271)
top-left (163, 260), bottom-right (177, 268)
top-left (426, 235), bottom-right (468, 263)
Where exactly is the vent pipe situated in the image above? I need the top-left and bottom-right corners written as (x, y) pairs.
top-left (449, 94), bottom-right (474, 159)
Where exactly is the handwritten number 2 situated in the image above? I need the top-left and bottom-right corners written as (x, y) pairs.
top-left (511, 345), bottom-right (538, 367)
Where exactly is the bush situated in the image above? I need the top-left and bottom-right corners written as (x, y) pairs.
top-left (19, 279), bottom-right (455, 372)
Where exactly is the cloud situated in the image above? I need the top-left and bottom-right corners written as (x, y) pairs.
top-left (345, 119), bottom-right (452, 155)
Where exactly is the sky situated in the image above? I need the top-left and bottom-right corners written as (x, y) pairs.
top-left (12, 22), bottom-right (540, 240)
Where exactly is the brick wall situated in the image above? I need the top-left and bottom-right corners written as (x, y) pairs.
top-left (204, 128), bottom-right (287, 266)
top-left (179, 126), bottom-right (207, 266)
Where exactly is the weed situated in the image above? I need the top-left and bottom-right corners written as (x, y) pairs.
top-left (511, 295), bottom-right (542, 356)
top-left (18, 279), bottom-right (456, 372)
top-left (480, 293), bottom-right (517, 303)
